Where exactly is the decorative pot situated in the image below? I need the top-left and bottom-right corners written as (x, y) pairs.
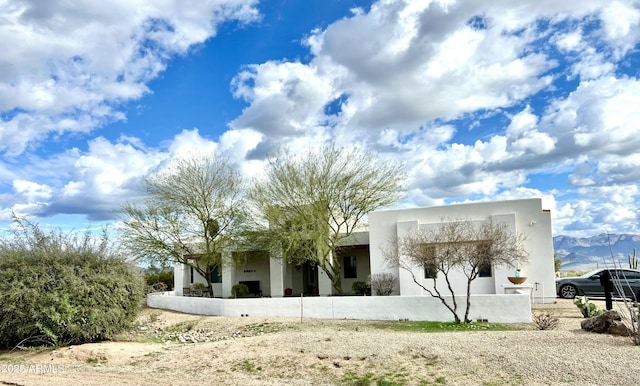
top-left (507, 276), bottom-right (527, 285)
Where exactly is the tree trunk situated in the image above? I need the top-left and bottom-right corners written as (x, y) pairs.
top-left (464, 278), bottom-right (473, 323)
top-left (206, 277), bottom-right (213, 297)
top-left (407, 268), bottom-right (461, 323)
top-left (331, 274), bottom-right (343, 295)
top-left (320, 250), bottom-right (344, 294)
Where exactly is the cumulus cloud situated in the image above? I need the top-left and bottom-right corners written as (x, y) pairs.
top-left (0, 0), bottom-right (258, 156)
top-left (226, 0), bottom-right (640, 236)
top-left (3, 0), bottom-right (640, 238)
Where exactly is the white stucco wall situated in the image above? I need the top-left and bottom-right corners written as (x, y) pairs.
top-left (369, 198), bottom-right (556, 303)
top-left (174, 261), bottom-right (222, 297)
top-left (233, 255), bottom-right (271, 296)
top-left (147, 292), bottom-right (532, 323)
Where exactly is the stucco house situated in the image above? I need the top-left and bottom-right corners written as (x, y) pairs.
top-left (174, 198), bottom-right (556, 304)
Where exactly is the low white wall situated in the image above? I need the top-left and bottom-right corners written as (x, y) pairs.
top-left (147, 292), bottom-right (531, 323)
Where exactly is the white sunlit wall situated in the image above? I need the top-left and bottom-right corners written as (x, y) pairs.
top-left (174, 259), bottom-right (223, 297)
top-left (368, 198), bottom-right (556, 304)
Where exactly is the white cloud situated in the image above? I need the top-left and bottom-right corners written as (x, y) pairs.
top-left (2, 126), bottom-right (271, 221)
top-left (598, 0), bottom-right (640, 58)
top-left (168, 129), bottom-right (219, 159)
top-left (226, 0), bottom-right (640, 232)
top-left (231, 61), bottom-right (335, 138)
top-left (0, 0), bottom-right (259, 156)
top-left (12, 180), bottom-right (53, 201)
top-left (539, 76), bottom-right (640, 184)
top-left (3, 0), bottom-right (640, 238)
top-left (507, 106), bottom-right (538, 137)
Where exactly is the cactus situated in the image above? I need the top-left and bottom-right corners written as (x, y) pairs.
top-left (574, 296), bottom-right (602, 318)
top-left (630, 248), bottom-right (638, 270)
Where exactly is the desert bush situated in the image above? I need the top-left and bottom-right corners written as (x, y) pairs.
top-left (351, 281), bottom-right (371, 296)
top-left (0, 219), bottom-right (145, 348)
top-left (369, 272), bottom-right (396, 296)
top-left (532, 311), bottom-right (559, 330)
top-left (145, 266), bottom-right (174, 291)
top-left (232, 283), bottom-right (249, 298)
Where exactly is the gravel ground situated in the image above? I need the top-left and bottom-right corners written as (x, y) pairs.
top-left (1, 299), bottom-right (638, 386)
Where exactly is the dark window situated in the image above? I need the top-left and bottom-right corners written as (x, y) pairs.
top-left (420, 244), bottom-right (437, 279)
top-left (479, 263), bottom-right (492, 277)
top-left (617, 270), bottom-right (640, 280)
top-left (424, 264), bottom-right (438, 279)
top-left (190, 266), bottom-right (194, 284)
top-left (476, 242), bottom-right (492, 278)
top-left (343, 256), bottom-right (357, 278)
top-left (210, 265), bottom-right (222, 283)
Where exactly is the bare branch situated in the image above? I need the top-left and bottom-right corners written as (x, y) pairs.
top-left (383, 218), bottom-right (528, 323)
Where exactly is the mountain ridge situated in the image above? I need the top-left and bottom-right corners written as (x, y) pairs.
top-left (553, 234), bottom-right (640, 271)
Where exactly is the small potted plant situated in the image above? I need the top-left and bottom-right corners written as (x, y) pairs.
top-left (508, 269), bottom-right (527, 284)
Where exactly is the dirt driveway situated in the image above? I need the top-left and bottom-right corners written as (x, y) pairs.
top-left (1, 299), bottom-right (637, 385)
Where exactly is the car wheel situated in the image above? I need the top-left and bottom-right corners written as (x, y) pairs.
top-left (559, 284), bottom-right (578, 299)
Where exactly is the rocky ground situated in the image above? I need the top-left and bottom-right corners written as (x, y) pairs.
top-left (0, 299), bottom-right (638, 386)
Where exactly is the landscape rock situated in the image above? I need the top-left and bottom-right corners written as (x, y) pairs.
top-left (580, 310), bottom-right (631, 336)
top-left (608, 321), bottom-right (632, 337)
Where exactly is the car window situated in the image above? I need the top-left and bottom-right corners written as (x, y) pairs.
top-left (615, 270), bottom-right (640, 280)
top-left (623, 271), bottom-right (640, 280)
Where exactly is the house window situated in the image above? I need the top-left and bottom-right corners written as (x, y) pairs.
top-left (190, 266), bottom-right (194, 284)
top-left (343, 256), bottom-right (357, 278)
top-left (420, 244), bottom-right (438, 279)
top-left (476, 242), bottom-right (492, 278)
top-left (424, 264), bottom-right (438, 279)
top-left (479, 264), bottom-right (492, 277)
top-left (210, 265), bottom-right (222, 283)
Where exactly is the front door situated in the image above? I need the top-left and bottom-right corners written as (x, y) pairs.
top-left (302, 262), bottom-right (318, 295)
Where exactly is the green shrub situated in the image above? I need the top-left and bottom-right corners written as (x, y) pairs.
top-left (0, 219), bottom-right (145, 348)
top-left (232, 283), bottom-right (249, 298)
top-left (145, 266), bottom-right (174, 291)
top-left (351, 281), bottom-right (371, 296)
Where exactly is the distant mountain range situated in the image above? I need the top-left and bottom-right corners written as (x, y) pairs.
top-left (554, 234), bottom-right (640, 272)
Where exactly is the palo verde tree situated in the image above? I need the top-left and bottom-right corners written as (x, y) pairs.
top-left (384, 219), bottom-right (528, 323)
top-left (249, 143), bottom-right (404, 294)
top-left (120, 154), bottom-right (247, 296)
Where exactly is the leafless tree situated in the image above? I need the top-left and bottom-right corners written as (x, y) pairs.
top-left (369, 272), bottom-right (396, 296)
top-left (384, 219), bottom-right (528, 323)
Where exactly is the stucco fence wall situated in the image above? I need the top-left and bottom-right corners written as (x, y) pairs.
top-left (147, 291), bottom-right (532, 323)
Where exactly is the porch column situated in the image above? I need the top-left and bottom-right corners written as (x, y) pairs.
top-left (174, 262), bottom-right (185, 296)
top-left (269, 249), bottom-right (285, 297)
top-left (318, 268), bottom-right (333, 296)
top-left (221, 251), bottom-right (236, 298)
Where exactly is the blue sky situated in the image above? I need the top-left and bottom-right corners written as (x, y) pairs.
top-left (1, 0), bottom-right (640, 237)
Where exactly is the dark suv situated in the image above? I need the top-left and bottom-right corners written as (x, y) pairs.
top-left (556, 268), bottom-right (640, 299)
